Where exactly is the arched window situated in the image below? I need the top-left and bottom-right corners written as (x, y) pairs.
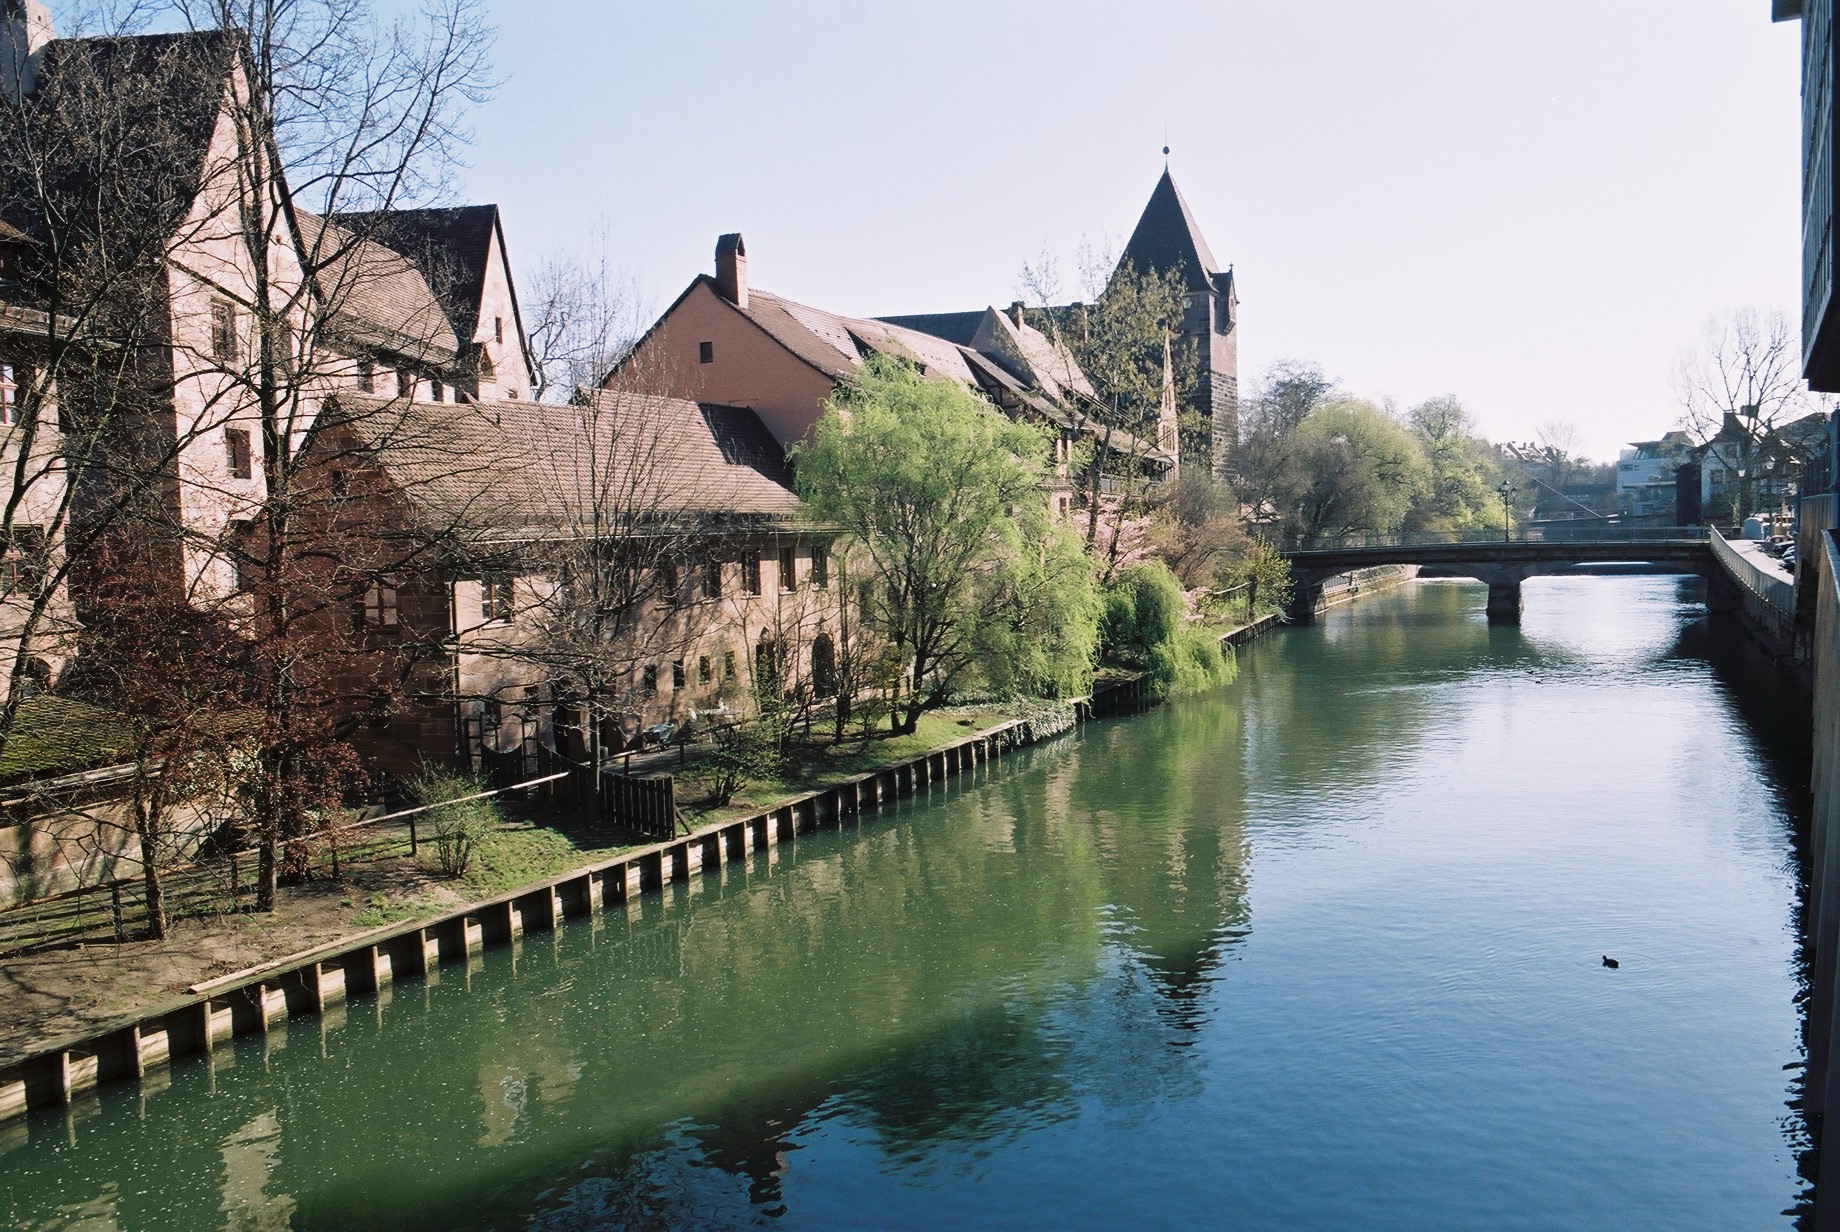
top-left (811, 633), bottom-right (836, 699)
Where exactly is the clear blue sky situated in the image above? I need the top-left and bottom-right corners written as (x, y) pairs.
top-left (458, 3), bottom-right (1800, 462)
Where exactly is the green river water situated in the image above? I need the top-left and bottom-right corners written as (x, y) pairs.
top-left (0, 575), bottom-right (1813, 1229)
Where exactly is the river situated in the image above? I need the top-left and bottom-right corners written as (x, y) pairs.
top-left (0, 576), bottom-right (1813, 1230)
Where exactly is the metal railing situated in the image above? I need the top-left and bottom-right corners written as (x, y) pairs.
top-left (1282, 526), bottom-right (1710, 552)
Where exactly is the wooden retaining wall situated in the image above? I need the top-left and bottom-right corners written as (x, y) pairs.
top-left (0, 718), bottom-right (1046, 1127)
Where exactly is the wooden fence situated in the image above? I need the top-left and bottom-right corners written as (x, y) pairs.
top-left (600, 773), bottom-right (679, 840)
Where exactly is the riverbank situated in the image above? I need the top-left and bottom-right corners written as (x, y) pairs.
top-left (0, 611), bottom-right (1288, 1118)
top-left (0, 706), bottom-right (1019, 1066)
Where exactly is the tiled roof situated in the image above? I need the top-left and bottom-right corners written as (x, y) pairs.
top-left (326, 391), bottom-right (801, 545)
top-left (297, 212), bottom-right (459, 366)
top-left (0, 30), bottom-right (240, 261)
top-left (880, 305), bottom-right (1095, 403)
top-left (1119, 169), bottom-right (1222, 293)
top-left (875, 311), bottom-right (985, 347)
top-left (298, 212), bottom-right (460, 364)
top-left (329, 205), bottom-right (499, 345)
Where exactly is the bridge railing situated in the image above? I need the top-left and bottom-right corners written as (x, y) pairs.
top-left (1281, 526), bottom-right (1709, 552)
top-left (1708, 527), bottom-right (1795, 617)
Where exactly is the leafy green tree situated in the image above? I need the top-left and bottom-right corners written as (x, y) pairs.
top-left (1216, 538), bottom-right (1293, 620)
top-left (1404, 395), bottom-right (1505, 531)
top-left (796, 358), bottom-right (1100, 733)
top-left (1281, 399), bottom-right (1432, 540)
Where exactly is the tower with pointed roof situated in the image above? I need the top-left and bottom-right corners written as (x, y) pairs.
top-left (1115, 169), bottom-right (1237, 475)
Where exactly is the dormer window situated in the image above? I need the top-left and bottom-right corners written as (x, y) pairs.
top-left (356, 357), bottom-right (375, 392)
top-left (397, 369), bottom-right (412, 398)
top-left (429, 377), bottom-right (444, 403)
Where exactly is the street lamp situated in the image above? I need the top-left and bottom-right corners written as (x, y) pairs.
top-left (1497, 481), bottom-right (1514, 543)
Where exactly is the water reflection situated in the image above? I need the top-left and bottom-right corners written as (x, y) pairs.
top-left (0, 576), bottom-right (1812, 1231)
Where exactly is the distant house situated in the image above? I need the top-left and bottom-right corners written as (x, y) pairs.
top-left (610, 233), bottom-right (1170, 519)
top-left (292, 391), bottom-right (839, 774)
top-left (1616, 431), bottom-right (1697, 521)
top-left (1697, 410), bottom-right (1831, 524)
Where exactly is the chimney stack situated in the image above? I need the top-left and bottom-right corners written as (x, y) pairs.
top-left (715, 233), bottom-right (747, 310)
top-left (0, 0), bottom-right (51, 101)
top-left (1008, 301), bottom-right (1027, 328)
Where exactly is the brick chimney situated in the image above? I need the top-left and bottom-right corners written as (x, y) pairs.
top-left (1008, 301), bottom-right (1027, 329)
top-left (715, 233), bottom-right (747, 309)
top-left (0, 0), bottom-right (52, 101)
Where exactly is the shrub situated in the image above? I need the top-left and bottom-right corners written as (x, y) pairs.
top-left (407, 766), bottom-right (501, 878)
top-left (702, 721), bottom-right (778, 806)
top-left (1101, 561), bottom-right (1234, 700)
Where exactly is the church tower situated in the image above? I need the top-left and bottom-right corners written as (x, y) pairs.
top-left (1115, 169), bottom-right (1238, 476)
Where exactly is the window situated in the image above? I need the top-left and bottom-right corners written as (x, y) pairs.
top-left (225, 519), bottom-right (254, 591)
top-left (723, 649), bottom-right (736, 682)
top-left (479, 350), bottom-right (496, 380)
top-left (0, 361), bottom-right (19, 426)
top-left (702, 559), bottom-right (722, 600)
top-left (755, 637), bottom-right (778, 689)
top-left (672, 660), bottom-right (686, 689)
top-left (742, 553), bottom-right (761, 595)
top-left (362, 581), bottom-right (399, 628)
top-left (495, 317), bottom-right (504, 344)
top-left (429, 377), bottom-right (444, 403)
top-left (481, 574), bottom-right (514, 623)
top-left (397, 369), bottom-right (413, 398)
top-left (698, 341), bottom-right (714, 364)
top-left (329, 469), bottom-right (350, 498)
top-left (356, 357), bottom-right (375, 392)
top-left (210, 299), bottom-right (237, 361)
top-left (225, 427), bottom-right (252, 479)
top-left (811, 544), bottom-right (829, 589)
top-left (0, 527), bottom-right (46, 596)
top-left (662, 561), bottom-right (680, 597)
top-left (642, 664), bottom-right (658, 698)
top-left (779, 546), bottom-right (796, 592)
top-left (698, 655), bottom-right (712, 685)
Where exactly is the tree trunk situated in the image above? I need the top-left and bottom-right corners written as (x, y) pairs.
top-left (256, 837), bottom-right (277, 913)
top-left (135, 814), bottom-right (165, 941)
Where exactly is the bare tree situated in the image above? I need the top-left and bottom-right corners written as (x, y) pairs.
top-left (1675, 307), bottom-right (1815, 441)
top-left (1233, 360), bottom-right (1335, 529)
top-left (169, 0), bottom-right (495, 908)
top-left (1019, 245), bottom-right (1193, 579)
top-left (525, 225), bottom-right (650, 401)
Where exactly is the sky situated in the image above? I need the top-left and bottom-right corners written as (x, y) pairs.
top-left (451, 3), bottom-right (1804, 463)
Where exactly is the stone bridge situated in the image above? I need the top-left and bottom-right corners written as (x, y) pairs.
top-left (1278, 527), bottom-right (1714, 624)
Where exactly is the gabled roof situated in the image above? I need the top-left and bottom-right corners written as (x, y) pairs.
top-left (323, 391), bottom-right (801, 546)
top-left (296, 212), bottom-right (458, 365)
top-left (1118, 169), bottom-right (1221, 293)
top-left (328, 205), bottom-right (500, 344)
